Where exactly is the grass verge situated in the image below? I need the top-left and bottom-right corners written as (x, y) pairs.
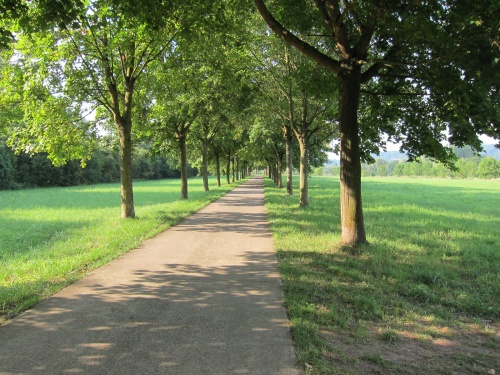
top-left (264, 176), bottom-right (499, 375)
top-left (0, 177), bottom-right (245, 324)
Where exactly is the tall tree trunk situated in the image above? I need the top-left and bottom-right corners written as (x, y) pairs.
top-left (226, 152), bottom-right (231, 184)
top-left (285, 125), bottom-right (293, 195)
top-left (112, 77), bottom-right (136, 219)
top-left (178, 135), bottom-right (188, 200)
top-left (202, 140), bottom-right (209, 192)
top-left (117, 122), bottom-right (135, 218)
top-left (293, 91), bottom-right (310, 206)
top-left (285, 45), bottom-right (294, 195)
top-left (232, 156), bottom-right (235, 182)
top-left (236, 157), bottom-right (240, 181)
top-left (339, 71), bottom-right (366, 246)
top-left (215, 151), bottom-right (221, 187)
top-left (298, 138), bottom-right (309, 206)
top-left (275, 148), bottom-right (283, 188)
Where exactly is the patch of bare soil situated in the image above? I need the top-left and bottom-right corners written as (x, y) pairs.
top-left (319, 319), bottom-right (500, 375)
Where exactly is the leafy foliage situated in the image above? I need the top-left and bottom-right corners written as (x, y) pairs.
top-left (0, 137), bottom-right (196, 190)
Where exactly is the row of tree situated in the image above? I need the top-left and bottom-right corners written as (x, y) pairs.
top-left (0, 0), bottom-right (498, 247)
top-left (317, 156), bottom-right (500, 179)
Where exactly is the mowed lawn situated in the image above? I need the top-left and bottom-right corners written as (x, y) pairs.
top-left (264, 176), bottom-right (499, 375)
top-left (0, 177), bottom-right (243, 324)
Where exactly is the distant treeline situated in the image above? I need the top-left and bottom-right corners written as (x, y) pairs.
top-left (0, 141), bottom-right (197, 190)
top-left (317, 156), bottom-right (500, 179)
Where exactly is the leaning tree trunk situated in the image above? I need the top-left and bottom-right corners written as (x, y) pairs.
top-left (117, 121), bottom-right (135, 218)
top-left (202, 140), bottom-right (209, 192)
top-left (298, 138), bottom-right (309, 206)
top-left (339, 71), bottom-right (366, 246)
top-left (178, 134), bottom-right (188, 200)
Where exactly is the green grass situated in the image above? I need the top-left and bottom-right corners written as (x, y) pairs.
top-left (0, 177), bottom-right (244, 323)
top-left (264, 176), bottom-right (500, 375)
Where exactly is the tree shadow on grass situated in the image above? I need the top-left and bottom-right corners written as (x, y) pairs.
top-left (278, 248), bottom-right (500, 374)
top-left (264, 177), bottom-right (500, 373)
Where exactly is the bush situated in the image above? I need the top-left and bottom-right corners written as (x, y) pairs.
top-left (0, 142), bottom-right (17, 189)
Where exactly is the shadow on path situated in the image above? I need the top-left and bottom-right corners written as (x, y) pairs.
top-left (0, 177), bottom-right (299, 375)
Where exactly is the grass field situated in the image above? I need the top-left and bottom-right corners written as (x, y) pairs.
top-left (0, 177), bottom-right (243, 324)
top-left (264, 176), bottom-right (500, 375)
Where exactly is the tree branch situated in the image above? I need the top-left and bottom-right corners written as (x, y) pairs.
top-left (324, 0), bottom-right (352, 58)
top-left (360, 89), bottom-right (427, 96)
top-left (253, 0), bottom-right (342, 74)
top-left (64, 29), bottom-right (112, 110)
top-left (360, 44), bottom-right (399, 84)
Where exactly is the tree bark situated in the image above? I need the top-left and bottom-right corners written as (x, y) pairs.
top-left (215, 151), bottom-right (221, 187)
top-left (285, 45), bottom-right (294, 195)
top-left (339, 71), bottom-right (366, 246)
top-left (178, 134), bottom-right (188, 200)
top-left (111, 78), bottom-right (135, 219)
top-left (275, 147), bottom-right (284, 188)
top-left (293, 91), bottom-right (310, 207)
top-left (117, 122), bottom-right (135, 219)
top-left (298, 138), bottom-right (309, 206)
top-left (231, 156), bottom-right (235, 182)
top-left (285, 125), bottom-right (293, 195)
top-left (202, 140), bottom-right (209, 192)
top-left (226, 152), bottom-right (231, 184)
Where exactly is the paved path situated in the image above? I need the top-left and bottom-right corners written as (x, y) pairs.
top-left (0, 177), bottom-right (299, 375)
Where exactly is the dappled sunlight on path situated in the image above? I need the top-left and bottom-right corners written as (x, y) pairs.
top-left (0, 177), bottom-right (299, 375)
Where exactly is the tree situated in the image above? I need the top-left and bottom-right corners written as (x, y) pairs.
top-left (147, 75), bottom-right (203, 200)
top-left (478, 157), bottom-right (499, 179)
top-left (289, 86), bottom-right (337, 205)
top-left (249, 32), bottom-right (296, 194)
top-left (2, 0), bottom-right (189, 218)
top-left (251, 31), bottom-right (337, 200)
top-left (2, 0), bottom-right (223, 216)
top-left (254, 0), bottom-right (499, 246)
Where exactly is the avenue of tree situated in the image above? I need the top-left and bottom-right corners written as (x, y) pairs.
top-left (1, 0), bottom-right (498, 247)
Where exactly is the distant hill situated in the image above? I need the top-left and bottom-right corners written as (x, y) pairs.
top-left (372, 143), bottom-right (500, 161)
top-left (482, 144), bottom-right (500, 159)
top-left (372, 150), bottom-right (407, 161)
top-left (327, 143), bottom-right (499, 165)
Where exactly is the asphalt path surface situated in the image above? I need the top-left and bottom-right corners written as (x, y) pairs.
top-left (0, 177), bottom-right (299, 375)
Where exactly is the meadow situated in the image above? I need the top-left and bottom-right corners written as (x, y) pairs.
top-left (264, 176), bottom-right (500, 375)
top-left (0, 177), bottom-right (243, 324)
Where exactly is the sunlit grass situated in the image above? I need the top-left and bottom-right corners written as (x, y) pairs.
top-left (0, 177), bottom-right (244, 323)
top-left (264, 176), bottom-right (500, 375)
